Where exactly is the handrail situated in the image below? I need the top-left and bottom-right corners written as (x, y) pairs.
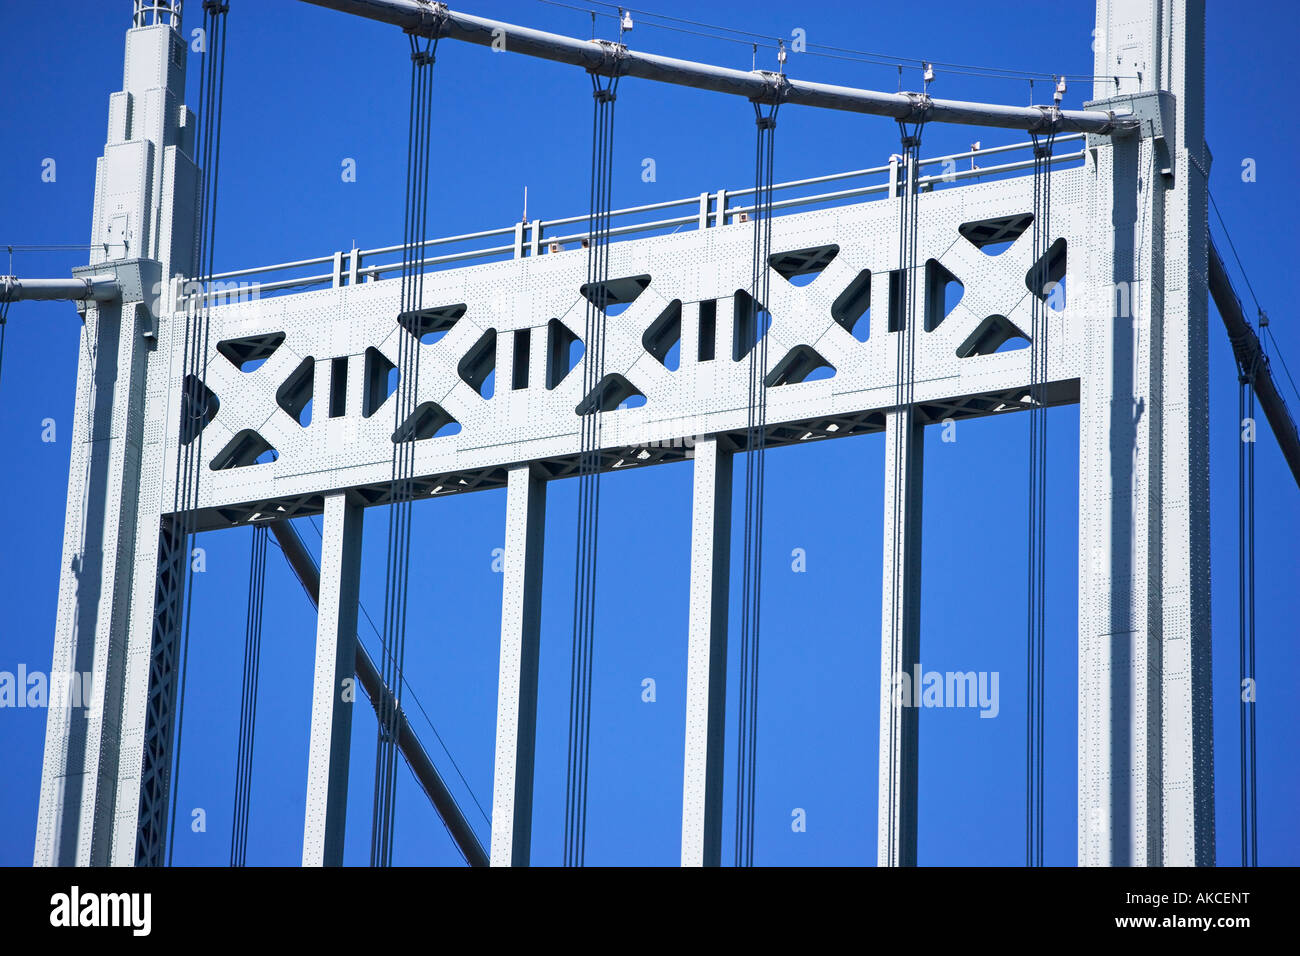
top-left (180, 135), bottom-right (1086, 305)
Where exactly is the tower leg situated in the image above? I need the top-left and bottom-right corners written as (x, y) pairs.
top-left (681, 437), bottom-right (733, 867)
top-left (878, 408), bottom-right (924, 867)
top-left (490, 465), bottom-right (547, 866)
top-left (35, 297), bottom-right (157, 867)
top-left (1082, 0), bottom-right (1213, 867)
top-left (302, 493), bottom-right (364, 866)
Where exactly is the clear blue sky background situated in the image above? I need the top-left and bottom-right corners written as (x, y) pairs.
top-left (0, 0), bottom-right (1296, 866)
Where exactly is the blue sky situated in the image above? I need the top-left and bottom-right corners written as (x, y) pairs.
top-left (0, 0), bottom-right (1296, 866)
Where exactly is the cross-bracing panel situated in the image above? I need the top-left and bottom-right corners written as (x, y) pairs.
top-left (167, 163), bottom-right (1087, 530)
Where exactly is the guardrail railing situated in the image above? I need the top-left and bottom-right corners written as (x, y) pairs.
top-left (180, 134), bottom-right (1085, 306)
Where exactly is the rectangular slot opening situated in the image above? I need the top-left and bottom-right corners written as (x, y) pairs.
top-left (329, 356), bottom-right (348, 418)
top-left (698, 299), bottom-right (716, 362)
top-left (512, 328), bottom-right (530, 390)
top-left (888, 270), bottom-right (906, 332)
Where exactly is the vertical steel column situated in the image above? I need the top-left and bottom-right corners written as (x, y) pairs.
top-left (878, 408), bottom-right (924, 866)
top-left (302, 493), bottom-right (364, 866)
top-left (1080, 0), bottom-right (1212, 866)
top-left (35, 11), bottom-right (196, 868)
top-left (34, 298), bottom-right (154, 866)
top-left (490, 465), bottom-right (547, 866)
top-left (681, 436), bottom-right (733, 867)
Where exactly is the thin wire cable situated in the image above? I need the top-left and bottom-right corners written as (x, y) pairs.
top-left (297, 515), bottom-right (491, 829)
top-left (1263, 327), bottom-right (1300, 409)
top-left (1025, 127), bottom-right (1055, 868)
top-left (1235, 336), bottom-right (1259, 866)
top-left (1210, 190), bottom-right (1275, 868)
top-left (734, 92), bottom-right (780, 868)
top-left (564, 66), bottom-right (620, 868)
top-left (885, 117), bottom-right (924, 866)
top-left (1209, 190), bottom-right (1262, 315)
top-left (166, 0), bottom-right (229, 865)
top-left (230, 524), bottom-right (267, 866)
top-left (0, 293), bottom-right (11, 391)
top-left (0, 243), bottom-right (100, 251)
top-left (372, 28), bottom-right (439, 868)
top-left (537, 0), bottom-right (1133, 83)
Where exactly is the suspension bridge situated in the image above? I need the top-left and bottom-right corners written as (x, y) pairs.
top-left (2, 0), bottom-right (1295, 867)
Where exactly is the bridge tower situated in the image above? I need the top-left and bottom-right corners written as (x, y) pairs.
top-left (1074, 0), bottom-right (1213, 866)
top-left (34, 0), bottom-right (198, 866)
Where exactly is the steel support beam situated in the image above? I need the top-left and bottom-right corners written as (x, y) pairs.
top-left (490, 465), bottom-right (547, 866)
top-left (270, 519), bottom-right (488, 866)
top-left (301, 493), bottom-right (364, 866)
top-left (878, 408), bottom-right (924, 867)
top-left (1209, 241), bottom-right (1300, 490)
top-left (1, 275), bottom-right (120, 303)
top-left (297, 0), bottom-right (1135, 135)
top-left (680, 436), bottom-right (733, 867)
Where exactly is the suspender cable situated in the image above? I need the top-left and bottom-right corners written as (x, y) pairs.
top-left (230, 524), bottom-right (267, 866)
top-left (166, 0), bottom-right (229, 866)
top-left (734, 78), bottom-right (784, 868)
top-left (1025, 125), bottom-right (1056, 868)
top-left (883, 100), bottom-right (927, 866)
top-left (371, 23), bottom-right (441, 868)
top-left (565, 51), bottom-right (622, 868)
top-left (0, 291), bottom-right (11, 390)
top-left (1238, 334), bottom-right (1259, 867)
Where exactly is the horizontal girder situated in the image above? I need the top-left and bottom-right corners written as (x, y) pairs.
top-left (156, 159), bottom-right (1092, 529)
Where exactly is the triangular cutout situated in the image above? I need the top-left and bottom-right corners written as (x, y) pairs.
top-left (276, 356), bottom-right (314, 427)
top-left (217, 331), bottom-right (285, 372)
top-left (210, 429), bottom-right (277, 470)
top-left (732, 289), bottom-right (772, 360)
top-left (959, 214), bottom-right (1033, 255)
top-left (956, 314), bottom-right (1029, 357)
top-left (642, 299), bottom-right (682, 370)
top-left (576, 373), bottom-right (645, 415)
top-left (924, 259), bottom-right (964, 332)
top-left (180, 374), bottom-right (219, 444)
top-left (1025, 238), bottom-right (1067, 300)
top-left (392, 402), bottom-right (459, 442)
top-left (458, 329), bottom-right (497, 398)
top-left (832, 270), bottom-right (871, 341)
top-left (546, 319), bottom-right (583, 389)
top-left (399, 304), bottom-right (466, 344)
top-left (769, 244), bottom-right (839, 286)
top-left (362, 348), bottom-right (396, 418)
top-left (766, 345), bottom-right (836, 386)
top-left (579, 274), bottom-right (651, 313)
